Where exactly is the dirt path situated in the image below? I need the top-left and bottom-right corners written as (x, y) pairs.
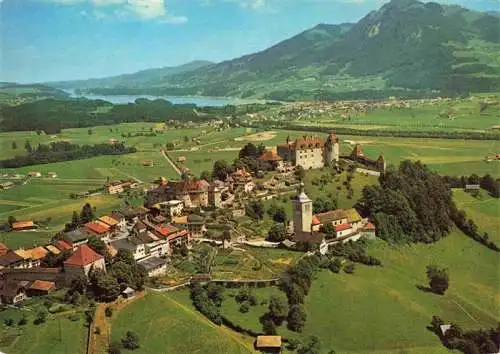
top-left (88, 292), bottom-right (146, 354)
top-left (161, 149), bottom-right (182, 176)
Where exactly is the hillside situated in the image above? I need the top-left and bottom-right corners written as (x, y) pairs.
top-left (0, 83), bottom-right (69, 107)
top-left (59, 0), bottom-right (500, 101)
top-left (48, 60), bottom-right (213, 90)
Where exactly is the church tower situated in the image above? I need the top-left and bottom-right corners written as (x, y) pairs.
top-left (293, 182), bottom-right (312, 241)
top-left (324, 132), bottom-right (339, 167)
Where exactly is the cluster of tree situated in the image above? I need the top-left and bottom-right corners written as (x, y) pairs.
top-left (85, 249), bottom-right (147, 302)
top-left (190, 282), bottom-right (225, 325)
top-left (245, 200), bottom-right (265, 221)
top-left (429, 316), bottom-right (499, 354)
top-left (108, 331), bottom-right (140, 354)
top-left (357, 160), bottom-right (456, 244)
top-left (0, 98), bottom-right (218, 133)
top-left (266, 204), bottom-right (287, 224)
top-left (426, 265), bottom-right (449, 295)
top-left (234, 286), bottom-right (258, 313)
top-left (248, 123), bottom-right (500, 141)
top-left (260, 295), bottom-right (290, 334)
top-left (443, 174), bottom-right (499, 198)
top-left (64, 203), bottom-right (95, 232)
top-left (451, 208), bottom-right (499, 251)
top-left (266, 223), bottom-right (288, 242)
top-left (121, 131), bottom-right (157, 138)
top-left (328, 240), bottom-right (382, 266)
top-left (0, 141), bottom-right (136, 168)
top-left (313, 196), bottom-right (338, 214)
top-left (280, 256), bottom-right (320, 332)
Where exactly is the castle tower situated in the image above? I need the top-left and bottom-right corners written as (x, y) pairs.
top-left (324, 132), bottom-right (340, 167)
top-left (208, 184), bottom-right (221, 208)
top-left (293, 182), bottom-right (312, 241)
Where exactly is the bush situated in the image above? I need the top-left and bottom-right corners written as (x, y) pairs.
top-left (328, 258), bottom-right (342, 273)
top-left (95, 326), bottom-right (101, 335)
top-left (4, 318), bottom-right (14, 327)
top-left (68, 314), bottom-right (80, 322)
top-left (239, 302), bottom-right (250, 313)
top-left (121, 331), bottom-right (140, 350)
top-left (426, 265), bottom-right (449, 295)
top-left (18, 315), bottom-right (27, 326)
top-left (105, 307), bottom-right (113, 317)
top-left (108, 341), bottom-right (122, 354)
top-left (343, 263), bottom-right (355, 274)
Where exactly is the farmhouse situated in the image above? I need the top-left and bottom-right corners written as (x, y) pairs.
top-left (171, 214), bottom-right (206, 238)
top-left (255, 336), bottom-right (282, 353)
top-left (109, 238), bottom-right (147, 261)
top-left (11, 220), bottom-right (37, 231)
top-left (27, 280), bottom-right (56, 296)
top-left (28, 171), bottom-right (41, 178)
top-left (62, 228), bottom-right (90, 250)
top-left (138, 256), bottom-right (167, 277)
top-left (0, 280), bottom-right (28, 305)
top-left (0, 250), bottom-right (27, 269)
top-left (64, 245), bottom-right (106, 280)
top-left (277, 132), bottom-right (339, 170)
top-left (0, 182), bottom-right (14, 190)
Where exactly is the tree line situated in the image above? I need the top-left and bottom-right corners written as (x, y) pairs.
top-left (443, 173), bottom-right (499, 198)
top-left (357, 160), bottom-right (500, 251)
top-left (244, 123), bottom-right (500, 141)
top-left (0, 141), bottom-right (136, 168)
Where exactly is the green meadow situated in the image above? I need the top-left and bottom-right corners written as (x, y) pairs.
top-left (110, 291), bottom-right (254, 354)
top-left (453, 189), bottom-right (500, 243)
top-left (0, 299), bottom-right (88, 354)
top-left (212, 231), bottom-right (499, 354)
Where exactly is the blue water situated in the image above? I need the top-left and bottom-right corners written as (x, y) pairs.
top-left (65, 89), bottom-right (262, 107)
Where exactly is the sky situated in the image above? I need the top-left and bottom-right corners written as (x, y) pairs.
top-left (1, 0), bottom-right (499, 83)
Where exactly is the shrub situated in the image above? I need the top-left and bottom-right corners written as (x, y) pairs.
top-left (239, 302), bottom-right (250, 313)
top-left (343, 263), bottom-right (355, 274)
top-left (108, 341), bottom-right (122, 354)
top-left (121, 331), bottom-right (140, 350)
top-left (426, 265), bottom-right (449, 295)
top-left (105, 307), bottom-right (113, 317)
top-left (4, 318), bottom-right (14, 327)
top-left (18, 315), bottom-right (27, 326)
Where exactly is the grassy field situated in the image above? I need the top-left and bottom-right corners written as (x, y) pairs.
top-left (0, 299), bottom-right (88, 354)
top-left (110, 291), bottom-right (254, 354)
top-left (211, 246), bottom-right (303, 280)
top-left (453, 189), bottom-right (500, 243)
top-left (213, 231), bottom-right (499, 354)
top-left (0, 179), bottom-right (124, 248)
top-left (293, 96), bottom-right (500, 133)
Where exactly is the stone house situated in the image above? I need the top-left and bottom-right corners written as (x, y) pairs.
top-left (63, 245), bottom-right (106, 281)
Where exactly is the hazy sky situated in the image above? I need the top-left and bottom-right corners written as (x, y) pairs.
top-left (1, 0), bottom-right (499, 83)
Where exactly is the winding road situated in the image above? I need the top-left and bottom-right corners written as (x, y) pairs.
top-left (161, 149), bottom-right (182, 176)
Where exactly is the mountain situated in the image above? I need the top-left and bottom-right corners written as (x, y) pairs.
top-left (53, 0), bottom-right (500, 100)
top-left (48, 60), bottom-right (213, 89)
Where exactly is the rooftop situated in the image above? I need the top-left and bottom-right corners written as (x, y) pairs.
top-left (56, 240), bottom-right (73, 251)
top-left (85, 222), bottom-right (109, 235)
top-left (11, 220), bottom-right (36, 230)
top-left (63, 228), bottom-right (89, 243)
top-left (0, 250), bottom-right (24, 266)
top-left (99, 215), bottom-right (119, 227)
top-left (256, 336), bottom-right (282, 348)
top-left (138, 256), bottom-right (167, 270)
top-left (316, 209), bottom-right (347, 224)
top-left (258, 150), bottom-right (283, 161)
top-left (29, 280), bottom-right (56, 292)
top-left (110, 238), bottom-right (139, 252)
top-left (64, 245), bottom-right (103, 267)
top-left (45, 245), bottom-right (61, 255)
top-left (334, 223), bottom-right (352, 232)
top-left (345, 208), bottom-right (362, 223)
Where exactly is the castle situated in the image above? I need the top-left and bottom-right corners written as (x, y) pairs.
top-left (277, 133), bottom-right (339, 169)
top-left (277, 133), bottom-right (386, 173)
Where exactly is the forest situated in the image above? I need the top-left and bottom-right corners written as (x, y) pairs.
top-left (0, 141), bottom-right (137, 168)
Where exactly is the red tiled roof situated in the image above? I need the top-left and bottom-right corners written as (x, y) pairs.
top-left (64, 244), bottom-right (103, 267)
top-left (312, 216), bottom-right (321, 226)
top-left (56, 240), bottom-right (72, 251)
top-left (295, 136), bottom-right (324, 149)
top-left (363, 222), bottom-right (376, 231)
top-left (0, 242), bottom-right (8, 257)
top-left (155, 224), bottom-right (179, 237)
top-left (85, 222), bottom-right (109, 235)
top-left (258, 150), bottom-right (283, 161)
top-left (334, 223), bottom-right (352, 232)
top-left (29, 280), bottom-right (56, 292)
top-left (167, 229), bottom-right (189, 242)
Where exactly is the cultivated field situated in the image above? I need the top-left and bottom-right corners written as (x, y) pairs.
top-left (110, 291), bottom-right (254, 354)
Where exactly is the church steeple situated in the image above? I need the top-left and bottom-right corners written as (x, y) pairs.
top-left (293, 182), bottom-right (312, 241)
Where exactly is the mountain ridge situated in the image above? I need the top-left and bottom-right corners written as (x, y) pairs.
top-left (49, 0), bottom-right (500, 100)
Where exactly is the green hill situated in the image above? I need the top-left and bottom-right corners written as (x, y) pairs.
top-left (48, 60), bottom-right (213, 90)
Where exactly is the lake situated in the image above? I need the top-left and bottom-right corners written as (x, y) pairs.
top-left (65, 89), bottom-right (264, 107)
